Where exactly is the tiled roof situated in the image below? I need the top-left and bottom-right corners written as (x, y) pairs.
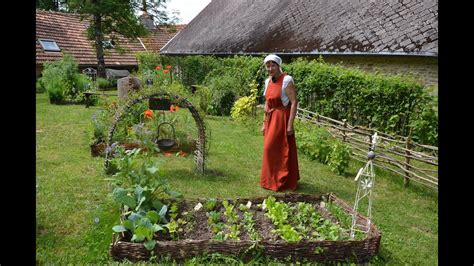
top-left (161, 0), bottom-right (438, 56)
top-left (36, 10), bottom-right (184, 66)
top-left (140, 25), bottom-right (186, 53)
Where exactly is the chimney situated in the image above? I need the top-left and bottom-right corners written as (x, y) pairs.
top-left (139, 11), bottom-right (155, 31)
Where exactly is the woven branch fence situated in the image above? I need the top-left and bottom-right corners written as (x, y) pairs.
top-left (296, 108), bottom-right (438, 191)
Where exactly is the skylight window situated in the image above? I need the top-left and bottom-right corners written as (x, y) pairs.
top-left (38, 39), bottom-right (61, 52)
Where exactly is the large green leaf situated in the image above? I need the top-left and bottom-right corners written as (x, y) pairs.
top-left (152, 200), bottom-right (164, 211)
top-left (135, 225), bottom-right (153, 240)
top-left (122, 195), bottom-right (137, 208)
top-left (146, 210), bottom-right (160, 224)
top-left (143, 240), bottom-right (156, 251)
top-left (112, 187), bottom-right (137, 208)
top-left (165, 189), bottom-right (182, 198)
top-left (112, 225), bottom-right (127, 233)
top-left (153, 224), bottom-right (164, 232)
top-left (131, 234), bottom-right (145, 242)
top-left (123, 220), bottom-right (134, 231)
top-left (158, 205), bottom-right (168, 218)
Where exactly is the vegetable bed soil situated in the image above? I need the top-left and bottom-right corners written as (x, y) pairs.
top-left (109, 193), bottom-right (381, 263)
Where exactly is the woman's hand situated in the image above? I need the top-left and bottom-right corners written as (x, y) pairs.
top-left (287, 125), bottom-right (294, 136)
top-left (261, 123), bottom-right (266, 135)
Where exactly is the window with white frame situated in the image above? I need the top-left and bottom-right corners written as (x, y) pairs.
top-left (38, 39), bottom-right (61, 52)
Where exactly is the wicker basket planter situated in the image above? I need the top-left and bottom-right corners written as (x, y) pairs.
top-left (109, 193), bottom-right (381, 263)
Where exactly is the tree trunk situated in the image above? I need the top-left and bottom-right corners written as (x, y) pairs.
top-left (94, 13), bottom-right (106, 78)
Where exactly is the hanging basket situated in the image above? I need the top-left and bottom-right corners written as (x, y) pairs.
top-left (149, 97), bottom-right (171, 111)
top-left (155, 122), bottom-right (176, 151)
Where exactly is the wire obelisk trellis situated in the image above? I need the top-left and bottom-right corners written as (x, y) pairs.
top-left (350, 132), bottom-right (378, 239)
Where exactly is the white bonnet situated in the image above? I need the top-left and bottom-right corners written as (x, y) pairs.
top-left (263, 54), bottom-right (282, 66)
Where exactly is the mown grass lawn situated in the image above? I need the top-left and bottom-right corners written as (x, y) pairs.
top-left (36, 93), bottom-right (438, 264)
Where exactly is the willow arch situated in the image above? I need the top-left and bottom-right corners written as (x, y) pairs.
top-left (104, 92), bottom-right (207, 173)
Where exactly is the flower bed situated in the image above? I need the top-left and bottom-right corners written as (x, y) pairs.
top-left (109, 193), bottom-right (381, 263)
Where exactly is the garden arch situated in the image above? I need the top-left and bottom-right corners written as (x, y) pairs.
top-left (104, 92), bottom-right (207, 173)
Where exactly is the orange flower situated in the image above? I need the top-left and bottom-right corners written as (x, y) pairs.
top-left (164, 69), bottom-right (170, 74)
top-left (166, 65), bottom-right (172, 69)
top-left (155, 66), bottom-right (162, 70)
top-left (169, 105), bottom-right (176, 112)
top-left (143, 109), bottom-right (154, 119)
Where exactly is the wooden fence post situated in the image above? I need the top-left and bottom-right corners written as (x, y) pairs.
top-left (404, 131), bottom-right (412, 187)
top-left (342, 119), bottom-right (347, 142)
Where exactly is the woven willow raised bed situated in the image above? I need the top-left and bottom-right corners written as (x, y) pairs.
top-left (109, 193), bottom-right (381, 263)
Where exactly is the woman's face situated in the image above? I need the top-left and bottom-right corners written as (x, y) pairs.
top-left (265, 61), bottom-right (280, 77)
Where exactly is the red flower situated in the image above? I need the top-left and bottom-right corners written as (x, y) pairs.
top-left (166, 65), bottom-right (172, 69)
top-left (155, 66), bottom-right (162, 70)
top-left (164, 69), bottom-right (170, 74)
top-left (143, 109), bottom-right (154, 119)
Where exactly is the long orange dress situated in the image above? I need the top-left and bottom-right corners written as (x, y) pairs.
top-left (260, 74), bottom-right (300, 191)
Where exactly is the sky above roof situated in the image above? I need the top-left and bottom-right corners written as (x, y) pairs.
top-left (167, 0), bottom-right (211, 24)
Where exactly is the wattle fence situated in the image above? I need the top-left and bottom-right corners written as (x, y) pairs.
top-left (296, 107), bottom-right (438, 191)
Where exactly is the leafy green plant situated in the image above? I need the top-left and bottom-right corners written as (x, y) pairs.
top-left (36, 78), bottom-right (46, 93)
top-left (263, 197), bottom-right (302, 243)
top-left (39, 53), bottom-right (89, 104)
top-left (91, 110), bottom-right (111, 144)
top-left (202, 72), bottom-right (237, 116)
top-left (328, 142), bottom-right (352, 175)
top-left (230, 80), bottom-right (261, 133)
top-left (295, 122), bottom-right (333, 164)
top-left (241, 208), bottom-right (261, 242)
top-left (112, 209), bottom-right (167, 250)
top-left (204, 198), bottom-right (218, 211)
top-left (164, 202), bottom-right (189, 240)
top-left (96, 77), bottom-right (111, 90)
top-left (221, 200), bottom-right (241, 240)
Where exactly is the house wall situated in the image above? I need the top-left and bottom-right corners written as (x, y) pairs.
top-left (318, 55), bottom-right (438, 89)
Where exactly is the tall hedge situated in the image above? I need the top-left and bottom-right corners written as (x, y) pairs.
top-left (284, 57), bottom-right (437, 146)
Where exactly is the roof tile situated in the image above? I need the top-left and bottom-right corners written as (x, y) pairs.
top-left (36, 9), bottom-right (184, 66)
top-left (161, 0), bottom-right (437, 56)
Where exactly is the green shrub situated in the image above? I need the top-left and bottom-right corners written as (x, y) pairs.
top-left (96, 77), bottom-right (111, 89)
top-left (91, 109), bottom-right (111, 144)
top-left (195, 85), bottom-right (213, 113)
top-left (38, 53), bottom-right (87, 104)
top-left (36, 78), bottom-right (46, 93)
top-left (296, 121), bottom-right (352, 175)
top-left (296, 122), bottom-right (333, 164)
top-left (285, 57), bottom-right (437, 145)
top-left (409, 98), bottom-right (438, 146)
top-left (203, 71), bottom-right (238, 116)
top-left (328, 142), bottom-right (352, 175)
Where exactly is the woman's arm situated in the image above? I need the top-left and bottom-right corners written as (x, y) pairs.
top-left (285, 81), bottom-right (298, 136)
top-left (261, 101), bottom-right (267, 135)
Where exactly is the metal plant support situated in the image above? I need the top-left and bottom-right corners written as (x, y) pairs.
top-left (104, 92), bottom-right (208, 174)
top-left (350, 132), bottom-right (378, 238)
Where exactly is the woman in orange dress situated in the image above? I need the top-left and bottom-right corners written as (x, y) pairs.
top-left (260, 54), bottom-right (300, 191)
